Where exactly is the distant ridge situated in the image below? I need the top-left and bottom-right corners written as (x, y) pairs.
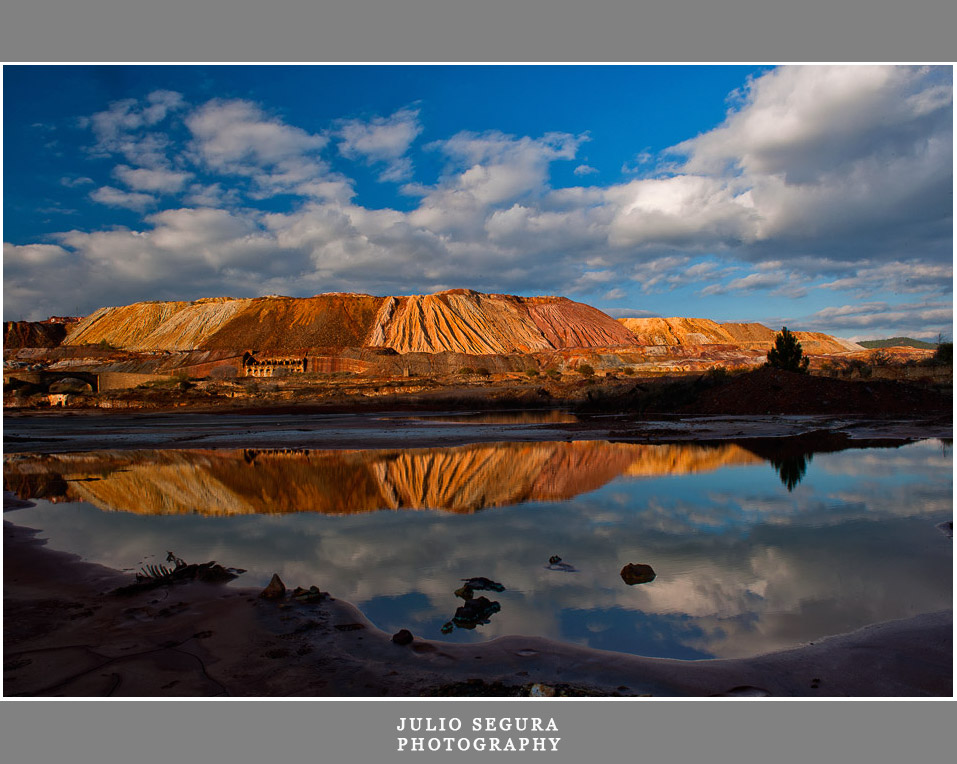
top-left (617, 317), bottom-right (863, 355)
top-left (858, 337), bottom-right (937, 349)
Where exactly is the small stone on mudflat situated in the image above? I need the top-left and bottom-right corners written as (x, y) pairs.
top-left (392, 629), bottom-right (414, 645)
top-left (259, 573), bottom-right (286, 599)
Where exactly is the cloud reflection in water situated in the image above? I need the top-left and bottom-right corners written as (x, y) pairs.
top-left (5, 439), bottom-right (951, 659)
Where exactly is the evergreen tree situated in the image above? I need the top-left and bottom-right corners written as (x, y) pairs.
top-left (766, 327), bottom-right (809, 373)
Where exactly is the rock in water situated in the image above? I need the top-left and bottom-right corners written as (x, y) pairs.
top-left (620, 563), bottom-right (656, 585)
top-left (259, 573), bottom-right (286, 599)
top-left (452, 596), bottom-right (501, 629)
top-left (460, 576), bottom-right (505, 592)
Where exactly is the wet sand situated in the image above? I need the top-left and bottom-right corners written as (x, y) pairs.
top-left (5, 513), bottom-right (951, 697)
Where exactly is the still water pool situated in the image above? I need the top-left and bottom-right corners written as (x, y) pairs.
top-left (5, 438), bottom-right (951, 659)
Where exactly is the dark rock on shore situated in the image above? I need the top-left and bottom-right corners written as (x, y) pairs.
top-left (259, 573), bottom-right (286, 599)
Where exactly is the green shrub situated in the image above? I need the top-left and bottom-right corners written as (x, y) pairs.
top-left (577, 363), bottom-right (595, 377)
top-left (525, 368), bottom-right (540, 378)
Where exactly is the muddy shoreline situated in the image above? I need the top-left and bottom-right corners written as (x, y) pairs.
top-left (4, 515), bottom-right (951, 697)
top-left (3, 408), bottom-right (952, 454)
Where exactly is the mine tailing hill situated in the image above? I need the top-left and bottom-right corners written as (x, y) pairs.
top-left (7, 290), bottom-right (864, 359)
top-left (59, 291), bottom-right (641, 354)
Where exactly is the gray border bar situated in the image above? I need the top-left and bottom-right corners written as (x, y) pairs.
top-left (2, 1), bottom-right (956, 62)
top-left (3, 700), bottom-right (955, 764)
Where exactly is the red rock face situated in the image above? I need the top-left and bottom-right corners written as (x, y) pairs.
top-left (527, 299), bottom-right (639, 349)
top-left (3, 321), bottom-right (70, 349)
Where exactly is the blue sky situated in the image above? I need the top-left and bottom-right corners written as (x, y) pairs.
top-left (3, 65), bottom-right (952, 340)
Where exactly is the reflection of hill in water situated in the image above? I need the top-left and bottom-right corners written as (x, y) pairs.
top-left (4, 442), bottom-right (762, 516)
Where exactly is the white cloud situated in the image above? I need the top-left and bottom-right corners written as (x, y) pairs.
top-left (667, 65), bottom-right (952, 258)
top-left (338, 108), bottom-right (422, 181)
top-left (606, 175), bottom-right (758, 249)
top-left (604, 308), bottom-right (662, 318)
top-left (778, 299), bottom-right (954, 341)
top-left (187, 99), bottom-right (327, 172)
top-left (60, 176), bottom-right (94, 188)
top-left (406, 131), bottom-right (587, 240)
top-left (113, 165), bottom-right (193, 193)
top-left (700, 271), bottom-right (789, 296)
top-left (86, 90), bottom-right (185, 169)
top-left (818, 261), bottom-right (952, 297)
top-left (182, 182), bottom-right (241, 208)
top-left (89, 185), bottom-right (157, 211)
top-left (621, 150), bottom-right (654, 174)
top-left (4, 67), bottom-right (951, 338)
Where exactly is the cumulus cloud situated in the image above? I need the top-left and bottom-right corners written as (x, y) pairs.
top-left (60, 176), bottom-right (94, 188)
top-left (86, 90), bottom-right (185, 168)
top-left (88, 91), bottom-right (183, 145)
top-left (667, 65), bottom-right (952, 259)
top-left (3, 66), bottom-right (952, 335)
top-left (817, 260), bottom-right (952, 297)
top-left (700, 271), bottom-right (790, 296)
top-left (187, 99), bottom-right (326, 168)
top-left (337, 107), bottom-right (422, 181)
top-left (113, 165), bottom-right (193, 193)
top-left (89, 185), bottom-right (156, 211)
top-left (186, 99), bottom-right (333, 197)
top-left (800, 300), bottom-right (953, 340)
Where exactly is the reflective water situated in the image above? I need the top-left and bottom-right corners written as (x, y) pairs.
top-left (404, 411), bottom-right (579, 425)
top-left (5, 438), bottom-right (952, 659)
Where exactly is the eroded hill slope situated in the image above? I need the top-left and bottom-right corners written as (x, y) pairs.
top-left (63, 290), bottom-right (639, 355)
top-left (620, 317), bottom-right (862, 355)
